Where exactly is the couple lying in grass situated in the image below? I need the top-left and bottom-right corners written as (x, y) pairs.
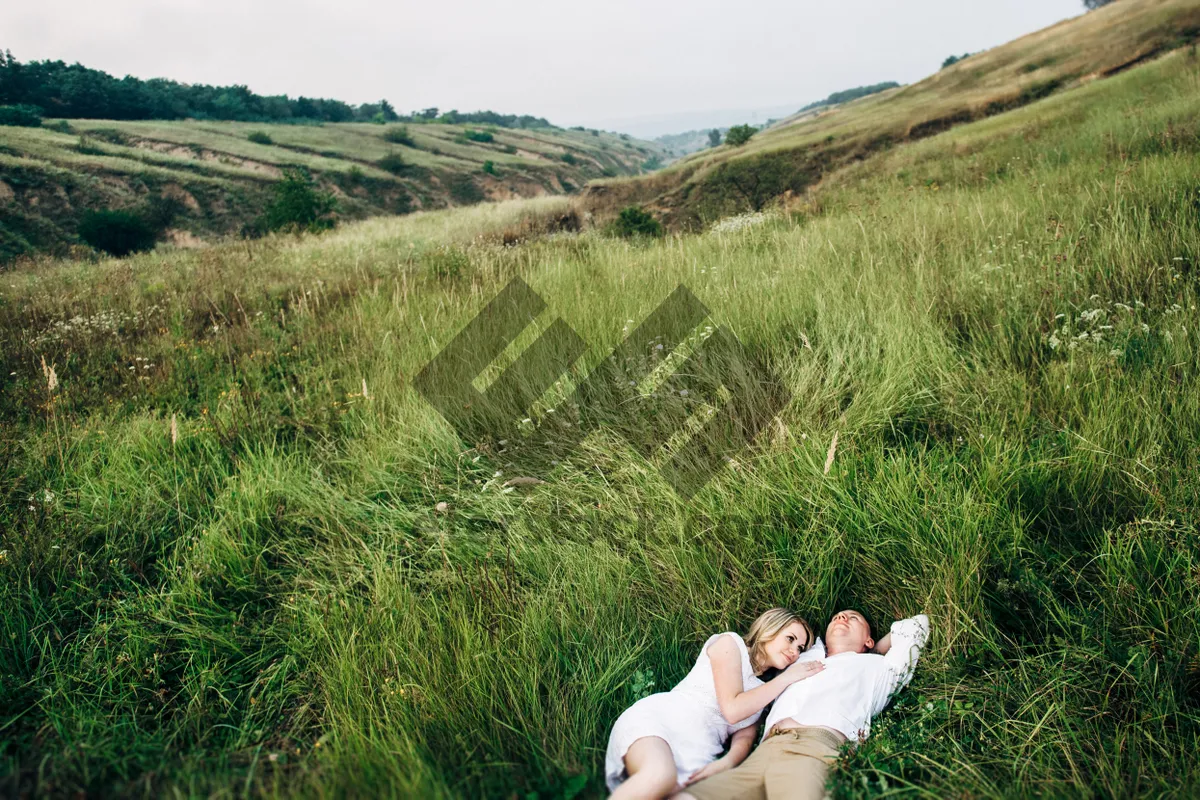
top-left (606, 608), bottom-right (930, 800)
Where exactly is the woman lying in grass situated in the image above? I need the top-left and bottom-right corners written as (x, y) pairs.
top-left (605, 609), bottom-right (824, 799)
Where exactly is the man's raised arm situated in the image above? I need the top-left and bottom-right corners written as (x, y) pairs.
top-left (873, 614), bottom-right (930, 701)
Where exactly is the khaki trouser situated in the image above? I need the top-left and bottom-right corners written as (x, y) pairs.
top-left (683, 726), bottom-right (845, 800)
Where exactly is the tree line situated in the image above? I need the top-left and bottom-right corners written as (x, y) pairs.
top-left (798, 82), bottom-right (901, 113)
top-left (0, 50), bottom-right (551, 127)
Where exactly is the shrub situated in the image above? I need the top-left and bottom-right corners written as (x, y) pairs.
top-left (44, 120), bottom-right (73, 134)
top-left (88, 128), bottom-right (129, 145)
top-left (708, 129), bottom-right (723, 147)
top-left (75, 135), bottom-right (106, 155)
top-left (383, 126), bottom-right (414, 146)
top-left (424, 244), bottom-right (471, 279)
top-left (1019, 78), bottom-right (1062, 104)
top-left (724, 125), bottom-right (756, 147)
top-left (143, 194), bottom-right (186, 230)
top-left (482, 160), bottom-right (497, 175)
top-left (503, 144), bottom-right (518, 155)
top-left (0, 104), bottom-right (43, 127)
top-left (247, 130), bottom-right (273, 144)
top-left (345, 165), bottom-right (365, 185)
top-left (942, 52), bottom-right (972, 69)
top-left (377, 152), bottom-right (408, 174)
top-left (641, 155), bottom-right (663, 171)
top-left (561, 152), bottom-right (577, 164)
top-left (448, 175), bottom-right (484, 205)
top-left (77, 209), bottom-right (159, 256)
top-left (608, 206), bottom-right (664, 238)
top-left (259, 166), bottom-right (338, 234)
top-left (463, 129), bottom-right (494, 143)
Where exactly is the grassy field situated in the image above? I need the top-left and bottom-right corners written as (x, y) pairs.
top-left (3, 32), bottom-right (1200, 800)
top-left (583, 0), bottom-right (1200, 227)
top-left (0, 118), bottom-right (663, 262)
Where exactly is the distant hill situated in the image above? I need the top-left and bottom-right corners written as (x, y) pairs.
top-left (656, 84), bottom-right (901, 159)
top-left (654, 128), bottom-right (725, 159)
top-left (582, 0), bottom-right (1200, 228)
top-left (0, 118), bottom-right (664, 261)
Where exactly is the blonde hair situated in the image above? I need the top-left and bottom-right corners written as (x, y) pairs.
top-left (744, 607), bottom-right (814, 674)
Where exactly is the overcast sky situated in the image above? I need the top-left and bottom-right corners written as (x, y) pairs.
top-left (3, 0), bottom-right (1085, 137)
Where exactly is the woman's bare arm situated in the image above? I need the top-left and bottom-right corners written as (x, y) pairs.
top-left (708, 634), bottom-right (824, 724)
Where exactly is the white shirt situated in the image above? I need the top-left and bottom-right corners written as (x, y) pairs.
top-left (763, 614), bottom-right (930, 742)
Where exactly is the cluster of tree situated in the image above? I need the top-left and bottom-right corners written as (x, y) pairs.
top-left (724, 124), bottom-right (757, 147)
top-left (401, 107), bottom-right (550, 128)
top-left (0, 50), bottom-right (552, 127)
top-left (798, 81), bottom-right (900, 113)
top-left (942, 53), bottom-right (973, 69)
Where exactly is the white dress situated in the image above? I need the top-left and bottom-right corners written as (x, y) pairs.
top-left (605, 632), bottom-right (764, 791)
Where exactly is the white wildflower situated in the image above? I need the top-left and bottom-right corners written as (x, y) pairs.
top-left (710, 212), bottom-right (772, 234)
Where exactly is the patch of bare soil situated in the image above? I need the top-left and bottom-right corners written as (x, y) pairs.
top-left (164, 228), bottom-right (208, 248)
top-left (161, 183), bottom-right (202, 212)
top-left (479, 176), bottom-right (549, 202)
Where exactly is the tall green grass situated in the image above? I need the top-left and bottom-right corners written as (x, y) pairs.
top-left (3, 50), bottom-right (1200, 798)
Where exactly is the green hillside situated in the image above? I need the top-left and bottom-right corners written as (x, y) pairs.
top-left (0, 117), bottom-right (663, 261)
top-left (3, 22), bottom-right (1200, 796)
top-left (583, 0), bottom-right (1200, 226)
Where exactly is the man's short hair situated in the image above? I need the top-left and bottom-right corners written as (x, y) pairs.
top-left (858, 609), bottom-right (876, 641)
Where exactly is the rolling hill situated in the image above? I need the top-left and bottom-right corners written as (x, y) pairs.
top-left (7, 0), bottom-right (1200, 788)
top-left (582, 0), bottom-right (1200, 227)
top-left (4, 33), bottom-right (1200, 796)
top-left (0, 117), bottom-right (664, 261)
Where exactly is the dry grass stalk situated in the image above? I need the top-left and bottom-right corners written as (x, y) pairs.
top-left (824, 431), bottom-right (839, 475)
top-left (41, 355), bottom-right (58, 392)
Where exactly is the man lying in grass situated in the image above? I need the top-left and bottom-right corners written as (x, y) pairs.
top-left (676, 610), bottom-right (930, 800)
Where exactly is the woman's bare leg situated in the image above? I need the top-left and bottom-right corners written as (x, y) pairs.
top-left (610, 736), bottom-right (679, 800)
